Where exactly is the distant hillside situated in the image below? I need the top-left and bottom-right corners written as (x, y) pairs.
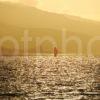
top-left (0, 2), bottom-right (100, 56)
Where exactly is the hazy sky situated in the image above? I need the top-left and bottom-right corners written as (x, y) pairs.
top-left (0, 0), bottom-right (100, 21)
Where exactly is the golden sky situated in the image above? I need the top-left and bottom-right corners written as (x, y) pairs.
top-left (0, 0), bottom-right (100, 21)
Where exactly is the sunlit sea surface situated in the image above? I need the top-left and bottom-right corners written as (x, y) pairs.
top-left (0, 56), bottom-right (100, 100)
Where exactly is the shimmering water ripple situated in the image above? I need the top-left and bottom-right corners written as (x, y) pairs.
top-left (0, 56), bottom-right (99, 100)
